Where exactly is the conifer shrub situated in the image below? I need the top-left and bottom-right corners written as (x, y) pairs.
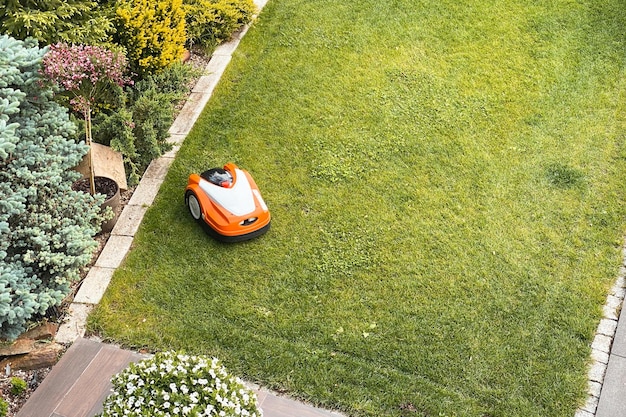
top-left (0, 35), bottom-right (106, 341)
top-left (0, 0), bottom-right (113, 45)
top-left (114, 0), bottom-right (187, 75)
top-left (184, 0), bottom-right (256, 51)
top-left (92, 62), bottom-right (201, 184)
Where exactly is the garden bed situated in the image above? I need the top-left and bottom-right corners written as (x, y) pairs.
top-left (0, 369), bottom-right (51, 417)
top-left (1, 47), bottom-right (212, 417)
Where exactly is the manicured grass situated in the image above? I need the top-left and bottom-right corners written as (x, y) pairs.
top-left (89, 0), bottom-right (626, 416)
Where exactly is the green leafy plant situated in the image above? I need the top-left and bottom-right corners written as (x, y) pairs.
top-left (92, 62), bottom-right (200, 185)
top-left (100, 351), bottom-right (262, 417)
top-left (184, 0), bottom-right (256, 52)
top-left (0, 398), bottom-right (7, 417)
top-left (114, 0), bottom-right (187, 75)
top-left (0, 35), bottom-right (105, 341)
top-left (0, 0), bottom-right (113, 45)
top-left (10, 377), bottom-right (27, 396)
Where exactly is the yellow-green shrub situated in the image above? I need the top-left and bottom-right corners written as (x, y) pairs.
top-left (115, 0), bottom-right (186, 75)
top-left (184, 0), bottom-right (256, 51)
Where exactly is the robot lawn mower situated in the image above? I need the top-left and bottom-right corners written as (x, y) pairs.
top-left (185, 163), bottom-right (271, 242)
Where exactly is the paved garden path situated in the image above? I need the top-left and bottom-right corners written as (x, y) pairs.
top-left (17, 338), bottom-right (344, 417)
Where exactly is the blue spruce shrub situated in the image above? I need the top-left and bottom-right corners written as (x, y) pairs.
top-left (0, 35), bottom-right (106, 340)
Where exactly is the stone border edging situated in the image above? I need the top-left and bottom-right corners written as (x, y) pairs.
top-left (575, 258), bottom-right (626, 417)
top-left (55, 0), bottom-right (269, 345)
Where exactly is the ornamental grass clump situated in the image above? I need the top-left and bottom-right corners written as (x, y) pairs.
top-left (101, 351), bottom-right (262, 417)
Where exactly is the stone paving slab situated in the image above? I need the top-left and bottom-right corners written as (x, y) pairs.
top-left (73, 267), bottom-right (115, 305)
top-left (56, 303), bottom-right (94, 345)
top-left (127, 177), bottom-right (164, 206)
top-left (597, 318), bottom-right (618, 338)
top-left (192, 55), bottom-right (232, 94)
top-left (591, 348), bottom-right (610, 366)
top-left (581, 391), bottom-right (600, 416)
top-left (143, 157), bottom-right (174, 180)
top-left (17, 339), bottom-right (146, 417)
top-left (589, 360), bottom-right (608, 384)
top-left (254, 388), bottom-right (345, 417)
top-left (110, 204), bottom-right (149, 237)
top-left (162, 146), bottom-right (180, 159)
top-left (94, 235), bottom-right (133, 269)
top-left (168, 92), bottom-right (212, 135)
top-left (167, 133), bottom-right (187, 146)
top-left (603, 294), bottom-right (622, 320)
top-left (213, 35), bottom-right (243, 56)
top-left (588, 380), bottom-right (602, 399)
top-left (592, 334), bottom-right (613, 354)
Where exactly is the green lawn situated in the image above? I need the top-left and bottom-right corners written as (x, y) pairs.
top-left (88, 0), bottom-right (626, 416)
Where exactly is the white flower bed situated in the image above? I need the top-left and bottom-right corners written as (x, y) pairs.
top-left (100, 351), bottom-right (262, 417)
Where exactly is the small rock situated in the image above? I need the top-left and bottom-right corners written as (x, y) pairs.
top-left (0, 343), bottom-right (64, 371)
top-left (0, 339), bottom-right (35, 357)
top-left (18, 323), bottom-right (59, 341)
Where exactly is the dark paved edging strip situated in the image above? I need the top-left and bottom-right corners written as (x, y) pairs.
top-left (595, 305), bottom-right (626, 417)
top-left (576, 262), bottom-right (626, 417)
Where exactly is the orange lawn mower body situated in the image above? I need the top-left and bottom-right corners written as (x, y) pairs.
top-left (185, 163), bottom-right (271, 242)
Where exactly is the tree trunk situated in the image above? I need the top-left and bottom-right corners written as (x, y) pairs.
top-left (85, 107), bottom-right (96, 195)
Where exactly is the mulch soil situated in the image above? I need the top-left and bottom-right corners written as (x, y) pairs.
top-left (0, 369), bottom-right (51, 416)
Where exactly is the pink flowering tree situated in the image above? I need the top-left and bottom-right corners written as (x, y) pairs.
top-left (41, 43), bottom-right (132, 194)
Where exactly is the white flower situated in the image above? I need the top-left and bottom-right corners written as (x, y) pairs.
top-left (102, 351), bottom-right (261, 417)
